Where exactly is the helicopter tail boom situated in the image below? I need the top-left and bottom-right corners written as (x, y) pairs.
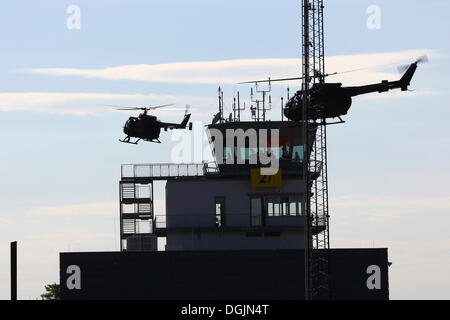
top-left (345, 62), bottom-right (419, 97)
top-left (161, 113), bottom-right (192, 130)
top-left (398, 62), bottom-right (418, 91)
top-left (180, 113), bottom-right (191, 128)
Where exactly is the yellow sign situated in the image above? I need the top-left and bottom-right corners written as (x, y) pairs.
top-left (250, 168), bottom-right (282, 188)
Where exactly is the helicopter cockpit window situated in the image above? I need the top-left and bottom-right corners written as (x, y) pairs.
top-left (125, 118), bottom-right (135, 127)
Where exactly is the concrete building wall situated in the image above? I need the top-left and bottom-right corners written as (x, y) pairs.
top-left (164, 176), bottom-right (306, 250)
top-left (166, 230), bottom-right (305, 251)
top-left (60, 249), bottom-right (390, 300)
top-left (165, 176), bottom-right (306, 226)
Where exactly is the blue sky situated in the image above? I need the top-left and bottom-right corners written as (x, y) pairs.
top-left (0, 0), bottom-right (449, 299)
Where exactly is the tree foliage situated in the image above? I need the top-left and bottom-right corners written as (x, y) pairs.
top-left (40, 283), bottom-right (60, 300)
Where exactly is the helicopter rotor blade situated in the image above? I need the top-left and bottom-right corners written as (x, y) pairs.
top-left (239, 55), bottom-right (430, 84)
top-left (104, 104), bottom-right (174, 110)
top-left (238, 76), bottom-right (304, 84)
top-left (397, 54), bottom-right (429, 74)
top-left (147, 104), bottom-right (174, 110)
top-left (104, 105), bottom-right (142, 109)
top-left (115, 108), bottom-right (143, 111)
top-left (237, 72), bottom-right (338, 85)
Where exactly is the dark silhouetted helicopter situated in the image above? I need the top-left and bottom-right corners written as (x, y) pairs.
top-left (109, 104), bottom-right (192, 144)
top-left (239, 56), bottom-right (427, 123)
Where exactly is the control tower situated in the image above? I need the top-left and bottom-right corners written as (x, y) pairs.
top-left (119, 116), bottom-right (323, 252)
top-left (59, 85), bottom-right (390, 300)
top-left (89, 93), bottom-right (389, 301)
top-left (60, 0), bottom-right (391, 300)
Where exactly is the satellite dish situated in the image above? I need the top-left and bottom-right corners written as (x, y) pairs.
top-left (212, 112), bottom-right (222, 125)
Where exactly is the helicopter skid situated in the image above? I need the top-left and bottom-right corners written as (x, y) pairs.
top-left (144, 138), bottom-right (161, 144)
top-left (322, 116), bottom-right (346, 125)
top-left (119, 136), bottom-right (141, 144)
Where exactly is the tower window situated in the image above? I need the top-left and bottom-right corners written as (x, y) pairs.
top-left (250, 197), bottom-right (263, 226)
top-left (265, 195), bottom-right (303, 217)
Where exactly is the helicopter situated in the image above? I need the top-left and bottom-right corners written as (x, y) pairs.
top-left (239, 56), bottom-right (427, 123)
top-left (110, 104), bottom-right (193, 144)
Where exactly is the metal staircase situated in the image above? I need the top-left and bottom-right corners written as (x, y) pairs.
top-left (119, 181), bottom-right (153, 251)
top-left (119, 162), bottom-right (217, 251)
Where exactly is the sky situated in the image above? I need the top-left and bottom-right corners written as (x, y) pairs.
top-left (0, 0), bottom-right (449, 300)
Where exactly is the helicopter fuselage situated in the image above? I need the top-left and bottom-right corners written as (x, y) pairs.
top-left (283, 61), bottom-right (418, 122)
top-left (284, 83), bottom-right (353, 121)
top-left (120, 111), bottom-right (192, 144)
top-left (123, 114), bottom-right (161, 140)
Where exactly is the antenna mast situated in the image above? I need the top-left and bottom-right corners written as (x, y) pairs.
top-left (302, 0), bottom-right (330, 300)
top-left (250, 81), bottom-right (272, 122)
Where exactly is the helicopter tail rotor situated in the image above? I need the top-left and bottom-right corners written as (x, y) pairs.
top-left (185, 104), bottom-right (191, 116)
top-left (397, 54), bottom-right (428, 74)
top-left (415, 54), bottom-right (429, 64)
top-left (396, 55), bottom-right (428, 90)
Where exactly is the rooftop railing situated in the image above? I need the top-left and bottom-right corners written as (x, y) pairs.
top-left (121, 159), bottom-right (322, 178)
top-left (121, 162), bottom-right (218, 179)
top-left (153, 213), bottom-right (307, 230)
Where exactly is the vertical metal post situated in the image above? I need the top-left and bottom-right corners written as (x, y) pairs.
top-left (233, 97), bottom-right (236, 122)
top-left (262, 92), bottom-right (266, 121)
top-left (119, 182), bottom-right (123, 251)
top-left (220, 90), bottom-right (224, 124)
top-left (151, 180), bottom-right (154, 234)
top-left (256, 101), bottom-right (260, 122)
top-left (302, 0), bottom-right (312, 301)
top-left (302, 0), bottom-right (330, 300)
top-left (11, 241), bottom-right (17, 300)
top-left (237, 92), bottom-right (241, 121)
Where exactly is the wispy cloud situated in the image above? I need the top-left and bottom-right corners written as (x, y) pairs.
top-left (359, 90), bottom-right (440, 101)
top-left (26, 199), bottom-right (167, 218)
top-left (26, 201), bottom-right (117, 217)
top-left (2, 49), bottom-right (441, 116)
top-left (0, 92), bottom-right (216, 115)
top-left (330, 194), bottom-right (450, 225)
top-left (25, 49), bottom-right (438, 85)
top-left (333, 195), bottom-right (450, 210)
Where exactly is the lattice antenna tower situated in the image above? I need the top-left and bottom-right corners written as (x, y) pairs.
top-left (301, 0), bottom-right (331, 300)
